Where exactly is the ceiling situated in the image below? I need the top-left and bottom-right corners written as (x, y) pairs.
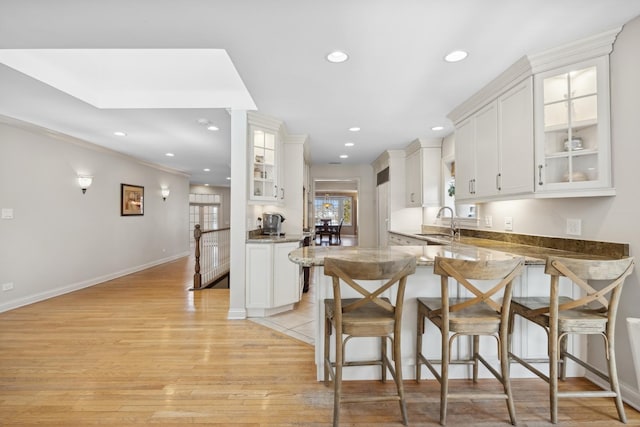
top-left (1, 1), bottom-right (639, 187)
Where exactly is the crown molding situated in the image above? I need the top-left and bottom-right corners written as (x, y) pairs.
top-left (447, 26), bottom-right (622, 125)
top-left (448, 56), bottom-right (532, 124)
top-left (527, 26), bottom-right (621, 74)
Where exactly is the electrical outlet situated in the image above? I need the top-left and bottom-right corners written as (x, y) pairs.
top-left (504, 217), bottom-right (513, 231)
top-left (2, 282), bottom-right (14, 291)
top-left (484, 215), bottom-right (493, 228)
top-left (566, 218), bottom-right (582, 236)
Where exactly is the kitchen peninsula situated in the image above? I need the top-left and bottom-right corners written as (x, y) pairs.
top-left (289, 234), bottom-right (628, 381)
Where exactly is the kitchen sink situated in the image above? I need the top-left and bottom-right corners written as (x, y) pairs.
top-left (416, 233), bottom-right (451, 239)
top-left (415, 233), bottom-right (451, 245)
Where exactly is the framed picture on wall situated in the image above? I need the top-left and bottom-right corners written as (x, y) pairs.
top-left (121, 184), bottom-right (144, 216)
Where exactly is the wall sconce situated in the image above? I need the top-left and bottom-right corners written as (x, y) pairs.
top-left (161, 187), bottom-right (170, 201)
top-left (77, 175), bottom-right (93, 194)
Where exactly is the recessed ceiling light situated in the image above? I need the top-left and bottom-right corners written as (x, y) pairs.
top-left (339, 154), bottom-right (349, 159)
top-left (165, 152), bottom-right (175, 157)
top-left (207, 125), bottom-right (219, 131)
top-left (226, 177), bottom-right (231, 180)
top-left (203, 168), bottom-right (210, 172)
top-left (444, 50), bottom-right (468, 63)
top-left (113, 131), bottom-right (127, 137)
top-left (326, 50), bottom-right (349, 63)
top-left (349, 127), bottom-right (360, 132)
top-left (431, 126), bottom-right (445, 131)
top-left (204, 183), bottom-right (210, 186)
top-left (345, 142), bottom-right (355, 147)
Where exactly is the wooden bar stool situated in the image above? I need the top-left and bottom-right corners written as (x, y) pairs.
top-left (416, 256), bottom-right (525, 426)
top-left (323, 255), bottom-right (416, 427)
top-left (509, 256), bottom-right (635, 424)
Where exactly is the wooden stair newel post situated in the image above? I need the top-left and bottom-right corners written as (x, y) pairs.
top-left (193, 224), bottom-right (202, 289)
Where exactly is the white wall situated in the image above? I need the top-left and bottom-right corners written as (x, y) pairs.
top-left (477, 16), bottom-right (640, 402)
top-left (0, 118), bottom-right (190, 312)
top-left (311, 163), bottom-right (376, 247)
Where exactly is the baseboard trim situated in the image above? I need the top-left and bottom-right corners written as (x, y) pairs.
top-left (0, 252), bottom-right (190, 314)
top-left (227, 308), bottom-right (247, 320)
top-left (586, 371), bottom-right (640, 411)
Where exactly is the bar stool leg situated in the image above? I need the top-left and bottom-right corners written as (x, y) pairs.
top-left (608, 330), bottom-right (627, 423)
top-left (472, 335), bottom-right (479, 382)
top-left (549, 275), bottom-right (559, 424)
top-left (416, 307), bottom-right (425, 381)
top-left (440, 329), bottom-right (450, 425)
top-left (324, 318), bottom-right (331, 385)
top-left (333, 334), bottom-right (343, 427)
top-left (500, 326), bottom-right (517, 425)
top-left (381, 336), bottom-right (388, 382)
top-left (393, 335), bottom-right (408, 426)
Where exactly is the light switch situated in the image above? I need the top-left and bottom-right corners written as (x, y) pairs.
top-left (504, 217), bottom-right (513, 231)
top-left (1, 208), bottom-right (14, 219)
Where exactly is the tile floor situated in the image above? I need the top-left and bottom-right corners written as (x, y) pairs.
top-left (249, 235), bottom-right (357, 345)
top-left (249, 278), bottom-right (317, 345)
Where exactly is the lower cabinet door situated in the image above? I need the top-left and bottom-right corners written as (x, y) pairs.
top-left (273, 242), bottom-right (300, 307)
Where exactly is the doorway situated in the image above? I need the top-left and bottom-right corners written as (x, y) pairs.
top-left (313, 179), bottom-right (359, 245)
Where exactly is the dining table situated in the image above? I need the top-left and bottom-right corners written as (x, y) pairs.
top-left (315, 219), bottom-right (339, 244)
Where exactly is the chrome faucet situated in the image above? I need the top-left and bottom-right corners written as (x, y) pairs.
top-left (436, 206), bottom-right (457, 239)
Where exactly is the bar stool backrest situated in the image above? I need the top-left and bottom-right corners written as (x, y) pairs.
top-left (537, 256), bottom-right (635, 316)
top-left (324, 256), bottom-right (417, 319)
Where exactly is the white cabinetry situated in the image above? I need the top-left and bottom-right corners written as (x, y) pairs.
top-left (388, 232), bottom-right (426, 246)
top-left (405, 139), bottom-right (442, 207)
top-left (453, 78), bottom-right (533, 203)
top-left (248, 113), bottom-right (284, 203)
top-left (453, 117), bottom-right (475, 200)
top-left (450, 27), bottom-right (620, 203)
top-left (499, 79), bottom-right (535, 196)
top-left (246, 241), bottom-right (301, 317)
top-left (533, 56), bottom-right (613, 196)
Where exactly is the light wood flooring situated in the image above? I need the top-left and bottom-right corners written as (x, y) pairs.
top-left (1, 255), bottom-right (639, 426)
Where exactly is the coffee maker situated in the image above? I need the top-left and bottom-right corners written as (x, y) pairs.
top-left (262, 212), bottom-right (285, 236)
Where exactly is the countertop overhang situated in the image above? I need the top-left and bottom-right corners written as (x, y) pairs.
top-left (288, 244), bottom-right (525, 268)
top-left (246, 233), bottom-right (306, 243)
top-left (289, 230), bottom-right (622, 267)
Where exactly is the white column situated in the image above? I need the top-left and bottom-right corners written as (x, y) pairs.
top-left (228, 109), bottom-right (248, 319)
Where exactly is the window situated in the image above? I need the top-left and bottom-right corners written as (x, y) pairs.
top-left (314, 195), bottom-right (352, 225)
top-left (189, 193), bottom-right (221, 248)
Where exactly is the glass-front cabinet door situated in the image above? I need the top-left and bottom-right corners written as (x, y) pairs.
top-left (250, 126), bottom-right (278, 201)
top-left (534, 56), bottom-right (613, 195)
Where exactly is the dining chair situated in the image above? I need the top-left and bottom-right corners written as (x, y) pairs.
top-left (323, 254), bottom-right (417, 427)
top-left (509, 256), bottom-right (635, 424)
top-left (416, 256), bottom-right (525, 426)
top-left (331, 218), bottom-right (344, 245)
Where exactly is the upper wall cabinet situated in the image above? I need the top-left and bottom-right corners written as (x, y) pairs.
top-left (452, 77), bottom-right (533, 203)
top-left (248, 112), bottom-right (284, 203)
top-left (533, 56), bottom-right (613, 196)
top-left (405, 139), bottom-right (442, 207)
top-left (449, 27), bottom-right (620, 202)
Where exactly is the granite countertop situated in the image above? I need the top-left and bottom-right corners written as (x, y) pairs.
top-left (246, 233), bottom-right (306, 244)
top-left (388, 229), bottom-right (624, 262)
top-left (288, 243), bottom-right (523, 268)
top-left (289, 228), bottom-right (625, 267)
